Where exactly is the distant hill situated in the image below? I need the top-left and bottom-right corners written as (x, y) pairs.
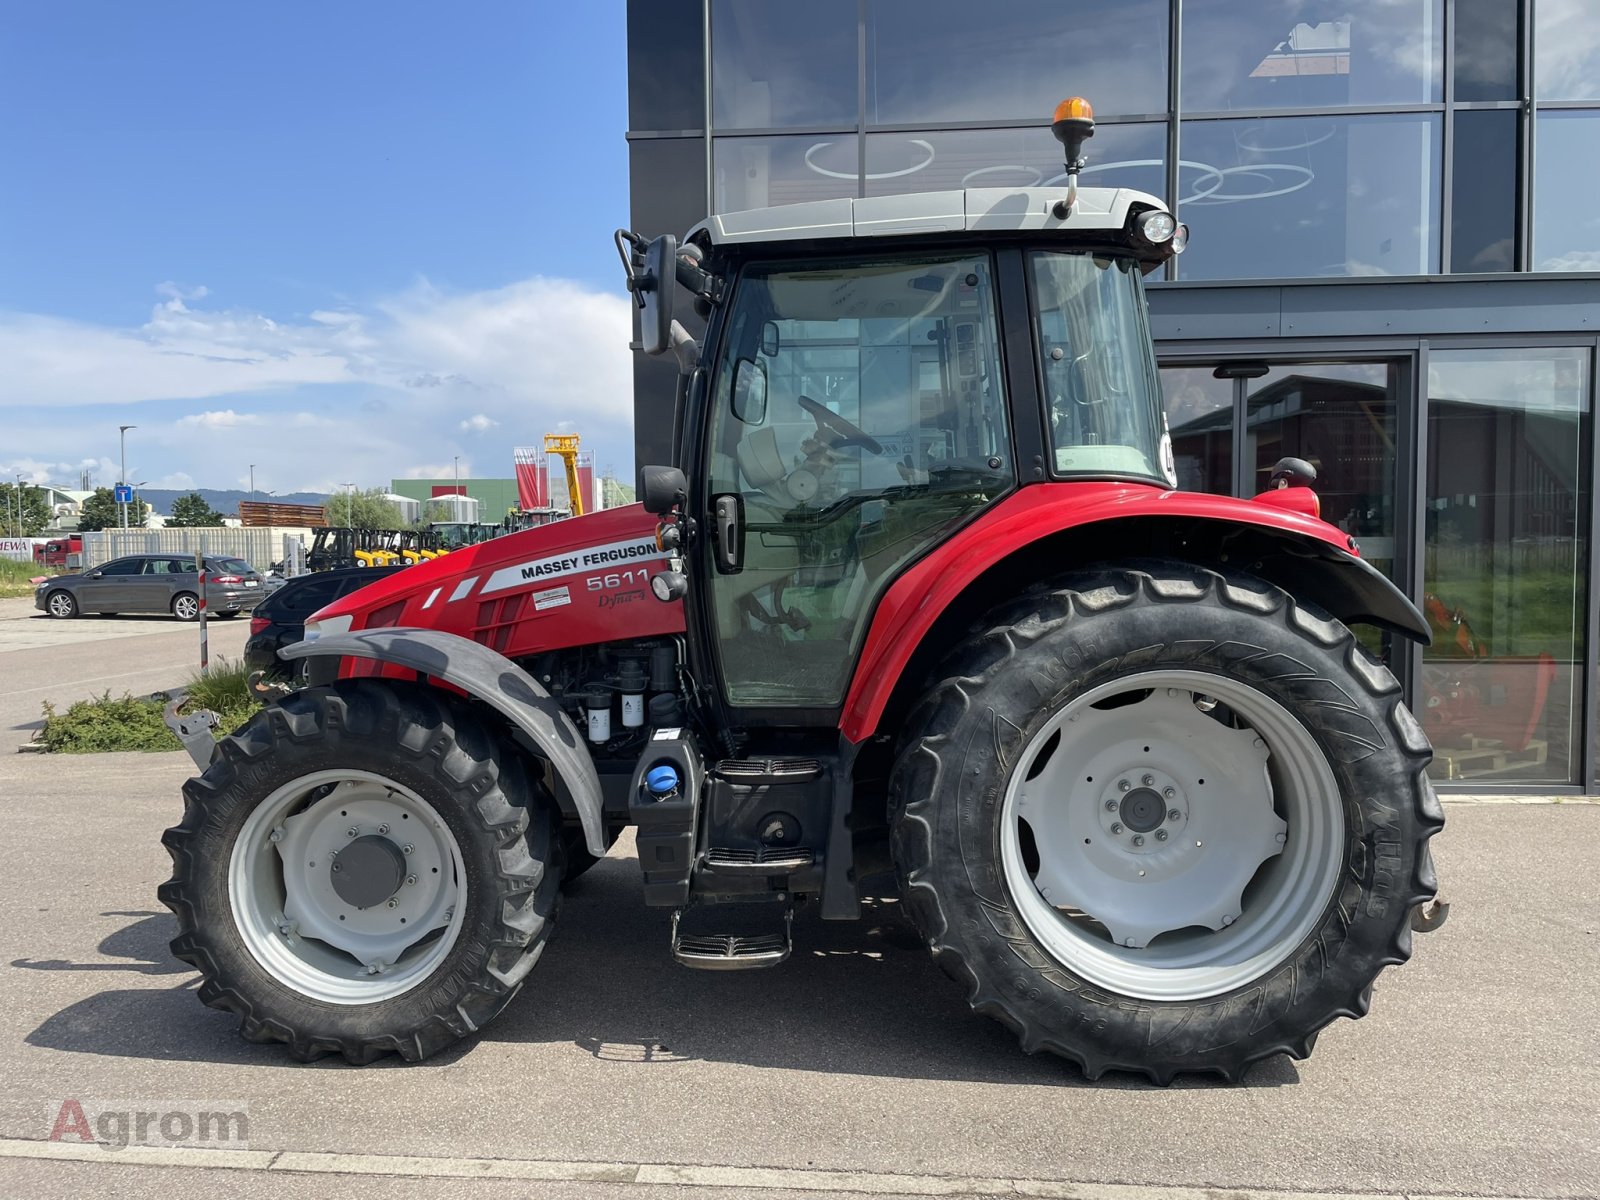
top-left (139, 489), bottom-right (329, 516)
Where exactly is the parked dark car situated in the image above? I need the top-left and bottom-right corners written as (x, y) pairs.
top-left (35, 554), bottom-right (267, 620)
top-left (244, 566), bottom-right (406, 678)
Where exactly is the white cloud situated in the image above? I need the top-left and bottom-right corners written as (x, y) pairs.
top-left (0, 274), bottom-right (637, 493)
top-left (178, 409), bottom-right (264, 428)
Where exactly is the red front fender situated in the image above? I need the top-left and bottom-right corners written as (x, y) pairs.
top-left (838, 482), bottom-right (1423, 743)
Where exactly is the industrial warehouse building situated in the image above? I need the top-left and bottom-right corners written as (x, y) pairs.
top-left (626, 1), bottom-right (1600, 791)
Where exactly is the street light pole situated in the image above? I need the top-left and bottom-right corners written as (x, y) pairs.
top-left (118, 424), bottom-right (137, 530)
top-left (342, 482), bottom-right (355, 527)
top-left (453, 456), bottom-right (460, 490)
top-left (249, 464), bottom-right (255, 502)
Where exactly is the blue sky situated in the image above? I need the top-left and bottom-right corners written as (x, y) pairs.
top-left (0, 3), bottom-right (638, 496)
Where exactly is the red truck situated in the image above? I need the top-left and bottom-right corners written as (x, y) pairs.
top-left (33, 536), bottom-right (82, 570)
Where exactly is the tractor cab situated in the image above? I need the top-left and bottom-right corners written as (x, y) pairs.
top-left (623, 99), bottom-right (1187, 719)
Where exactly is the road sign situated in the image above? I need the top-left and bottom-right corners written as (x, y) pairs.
top-left (113, 485), bottom-right (133, 504)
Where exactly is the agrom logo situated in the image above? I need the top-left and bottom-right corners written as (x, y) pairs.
top-left (48, 1099), bottom-right (250, 1151)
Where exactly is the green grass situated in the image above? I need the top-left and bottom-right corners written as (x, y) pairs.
top-left (36, 657), bottom-right (264, 754)
top-left (0, 557), bottom-right (48, 599)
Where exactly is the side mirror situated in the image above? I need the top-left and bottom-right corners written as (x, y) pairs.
top-left (88, 570), bottom-right (102, 579)
top-left (639, 465), bottom-right (688, 515)
top-left (640, 234), bottom-right (677, 356)
top-left (731, 358), bottom-right (768, 425)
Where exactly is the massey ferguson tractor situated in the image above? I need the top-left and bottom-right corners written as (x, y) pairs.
top-left (160, 99), bottom-right (1443, 1082)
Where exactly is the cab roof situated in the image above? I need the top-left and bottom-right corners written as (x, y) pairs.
top-left (686, 186), bottom-right (1167, 248)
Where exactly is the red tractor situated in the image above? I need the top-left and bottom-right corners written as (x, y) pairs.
top-left (161, 101), bottom-right (1443, 1081)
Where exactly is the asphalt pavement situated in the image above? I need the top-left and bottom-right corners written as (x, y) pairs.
top-left (0, 609), bottom-right (1596, 1198)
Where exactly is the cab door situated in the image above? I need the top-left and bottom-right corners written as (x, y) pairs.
top-left (699, 251), bottom-right (1015, 713)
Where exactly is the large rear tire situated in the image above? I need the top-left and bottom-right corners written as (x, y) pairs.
top-left (159, 680), bottom-right (559, 1063)
top-left (889, 564), bottom-right (1441, 1083)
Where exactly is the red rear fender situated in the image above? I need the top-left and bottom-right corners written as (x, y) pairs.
top-left (839, 482), bottom-right (1427, 743)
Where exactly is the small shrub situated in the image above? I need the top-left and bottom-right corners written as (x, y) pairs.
top-left (181, 657), bottom-right (262, 734)
top-left (39, 693), bottom-right (181, 754)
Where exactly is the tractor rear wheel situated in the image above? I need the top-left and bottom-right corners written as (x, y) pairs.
top-left (889, 564), bottom-right (1441, 1083)
top-left (159, 680), bottom-right (559, 1063)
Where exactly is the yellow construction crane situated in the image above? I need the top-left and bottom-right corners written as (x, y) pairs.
top-left (544, 433), bottom-right (585, 516)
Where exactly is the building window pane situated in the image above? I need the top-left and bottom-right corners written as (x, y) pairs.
top-left (628, 0), bottom-right (706, 131)
top-left (630, 138), bottom-right (708, 241)
top-left (863, 123), bottom-right (1165, 198)
top-left (1535, 0), bottom-right (1600, 100)
top-left (1178, 115), bottom-right (1440, 280)
top-left (1159, 367), bottom-right (1232, 494)
top-left (713, 135), bottom-right (860, 213)
top-left (1449, 110), bottom-right (1518, 273)
top-left (1424, 348), bottom-right (1590, 785)
top-left (1453, 0), bottom-right (1520, 102)
top-left (864, 0), bottom-right (1167, 124)
top-left (1181, 0), bottom-right (1442, 111)
top-left (711, 0), bottom-right (858, 130)
top-left (1533, 112), bottom-right (1600, 272)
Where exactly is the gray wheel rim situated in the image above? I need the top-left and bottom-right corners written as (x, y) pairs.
top-left (173, 595), bottom-right (198, 619)
top-left (47, 592), bottom-right (73, 617)
top-left (1000, 668), bottom-right (1344, 1002)
top-left (229, 769), bottom-right (466, 1005)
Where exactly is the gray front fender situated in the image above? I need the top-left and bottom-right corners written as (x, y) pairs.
top-left (280, 628), bottom-right (605, 856)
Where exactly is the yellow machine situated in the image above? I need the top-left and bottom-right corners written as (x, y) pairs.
top-left (544, 433), bottom-right (585, 517)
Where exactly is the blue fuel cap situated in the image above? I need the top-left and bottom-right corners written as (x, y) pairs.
top-left (645, 765), bottom-right (680, 797)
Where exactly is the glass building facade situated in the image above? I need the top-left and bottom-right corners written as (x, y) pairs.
top-left (627, 0), bottom-right (1600, 790)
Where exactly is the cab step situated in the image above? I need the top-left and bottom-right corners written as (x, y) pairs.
top-left (671, 907), bottom-right (792, 971)
top-left (701, 846), bottom-right (815, 874)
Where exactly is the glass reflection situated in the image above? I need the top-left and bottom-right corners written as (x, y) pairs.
top-left (1424, 349), bottom-right (1590, 784)
top-left (711, 0), bottom-right (858, 129)
top-left (1182, 0), bottom-right (1441, 111)
top-left (864, 124), bottom-right (1166, 199)
top-left (1536, 0), bottom-right (1600, 100)
top-left (1178, 115), bottom-right (1439, 279)
top-left (714, 136), bottom-right (860, 212)
top-left (1533, 113), bottom-right (1600, 273)
top-left (865, 0), bottom-right (1168, 123)
top-left (1159, 367), bottom-right (1232, 495)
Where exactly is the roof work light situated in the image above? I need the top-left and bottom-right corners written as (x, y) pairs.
top-left (1050, 96), bottom-right (1096, 215)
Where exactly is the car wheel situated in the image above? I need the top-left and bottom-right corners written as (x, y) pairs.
top-left (172, 593), bottom-right (200, 621)
top-left (45, 590), bottom-right (78, 619)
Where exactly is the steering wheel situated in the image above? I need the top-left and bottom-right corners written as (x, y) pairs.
top-left (798, 394), bottom-right (884, 455)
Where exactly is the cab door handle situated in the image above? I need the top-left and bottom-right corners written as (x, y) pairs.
top-left (711, 493), bottom-right (744, 574)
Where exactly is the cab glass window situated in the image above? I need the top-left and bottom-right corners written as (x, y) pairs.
top-left (1031, 253), bottom-right (1168, 482)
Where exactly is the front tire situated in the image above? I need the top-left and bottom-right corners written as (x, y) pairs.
top-left (45, 590), bottom-right (77, 619)
top-left (159, 681), bottom-right (559, 1063)
top-left (172, 592), bottom-right (200, 621)
top-left (889, 565), bottom-right (1441, 1083)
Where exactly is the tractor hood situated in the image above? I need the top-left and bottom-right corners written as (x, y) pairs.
top-left (304, 505), bottom-right (685, 655)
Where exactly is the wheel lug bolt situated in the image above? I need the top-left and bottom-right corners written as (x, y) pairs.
top-left (1154, 830), bottom-right (1168, 842)
top-left (378, 823), bottom-right (390, 835)
top-left (1168, 809), bottom-right (1182, 822)
top-left (1141, 775), bottom-right (1154, 786)
top-left (1221, 913), bottom-right (1236, 927)
top-left (405, 874), bottom-right (417, 886)
top-left (1110, 823), bottom-right (1123, 834)
top-left (1132, 835), bottom-right (1145, 847)
top-left (1105, 799), bottom-right (1118, 811)
top-left (387, 898), bottom-right (399, 909)
top-left (1117, 779), bottom-right (1131, 792)
top-left (402, 844), bottom-right (414, 855)
top-left (268, 826), bottom-right (284, 843)
top-left (1162, 787), bottom-right (1175, 799)
top-left (347, 827), bottom-right (358, 838)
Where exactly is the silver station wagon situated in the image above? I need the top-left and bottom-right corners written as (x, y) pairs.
top-left (35, 554), bottom-right (266, 621)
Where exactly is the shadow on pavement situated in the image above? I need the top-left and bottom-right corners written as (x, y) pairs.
top-left (22, 872), bottom-right (1301, 1089)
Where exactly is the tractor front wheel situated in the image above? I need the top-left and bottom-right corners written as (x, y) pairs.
top-left (160, 680), bottom-right (559, 1063)
top-left (890, 565), bottom-right (1442, 1083)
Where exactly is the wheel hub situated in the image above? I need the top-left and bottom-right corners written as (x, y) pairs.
top-left (330, 834), bottom-right (408, 908)
top-left (1119, 787), bottom-right (1167, 833)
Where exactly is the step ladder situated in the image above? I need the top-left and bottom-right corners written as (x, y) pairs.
top-left (670, 906), bottom-right (792, 971)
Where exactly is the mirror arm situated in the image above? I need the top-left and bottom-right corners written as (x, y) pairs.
top-left (669, 321), bottom-right (700, 376)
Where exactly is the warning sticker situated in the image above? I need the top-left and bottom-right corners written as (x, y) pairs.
top-left (532, 586), bottom-right (571, 611)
